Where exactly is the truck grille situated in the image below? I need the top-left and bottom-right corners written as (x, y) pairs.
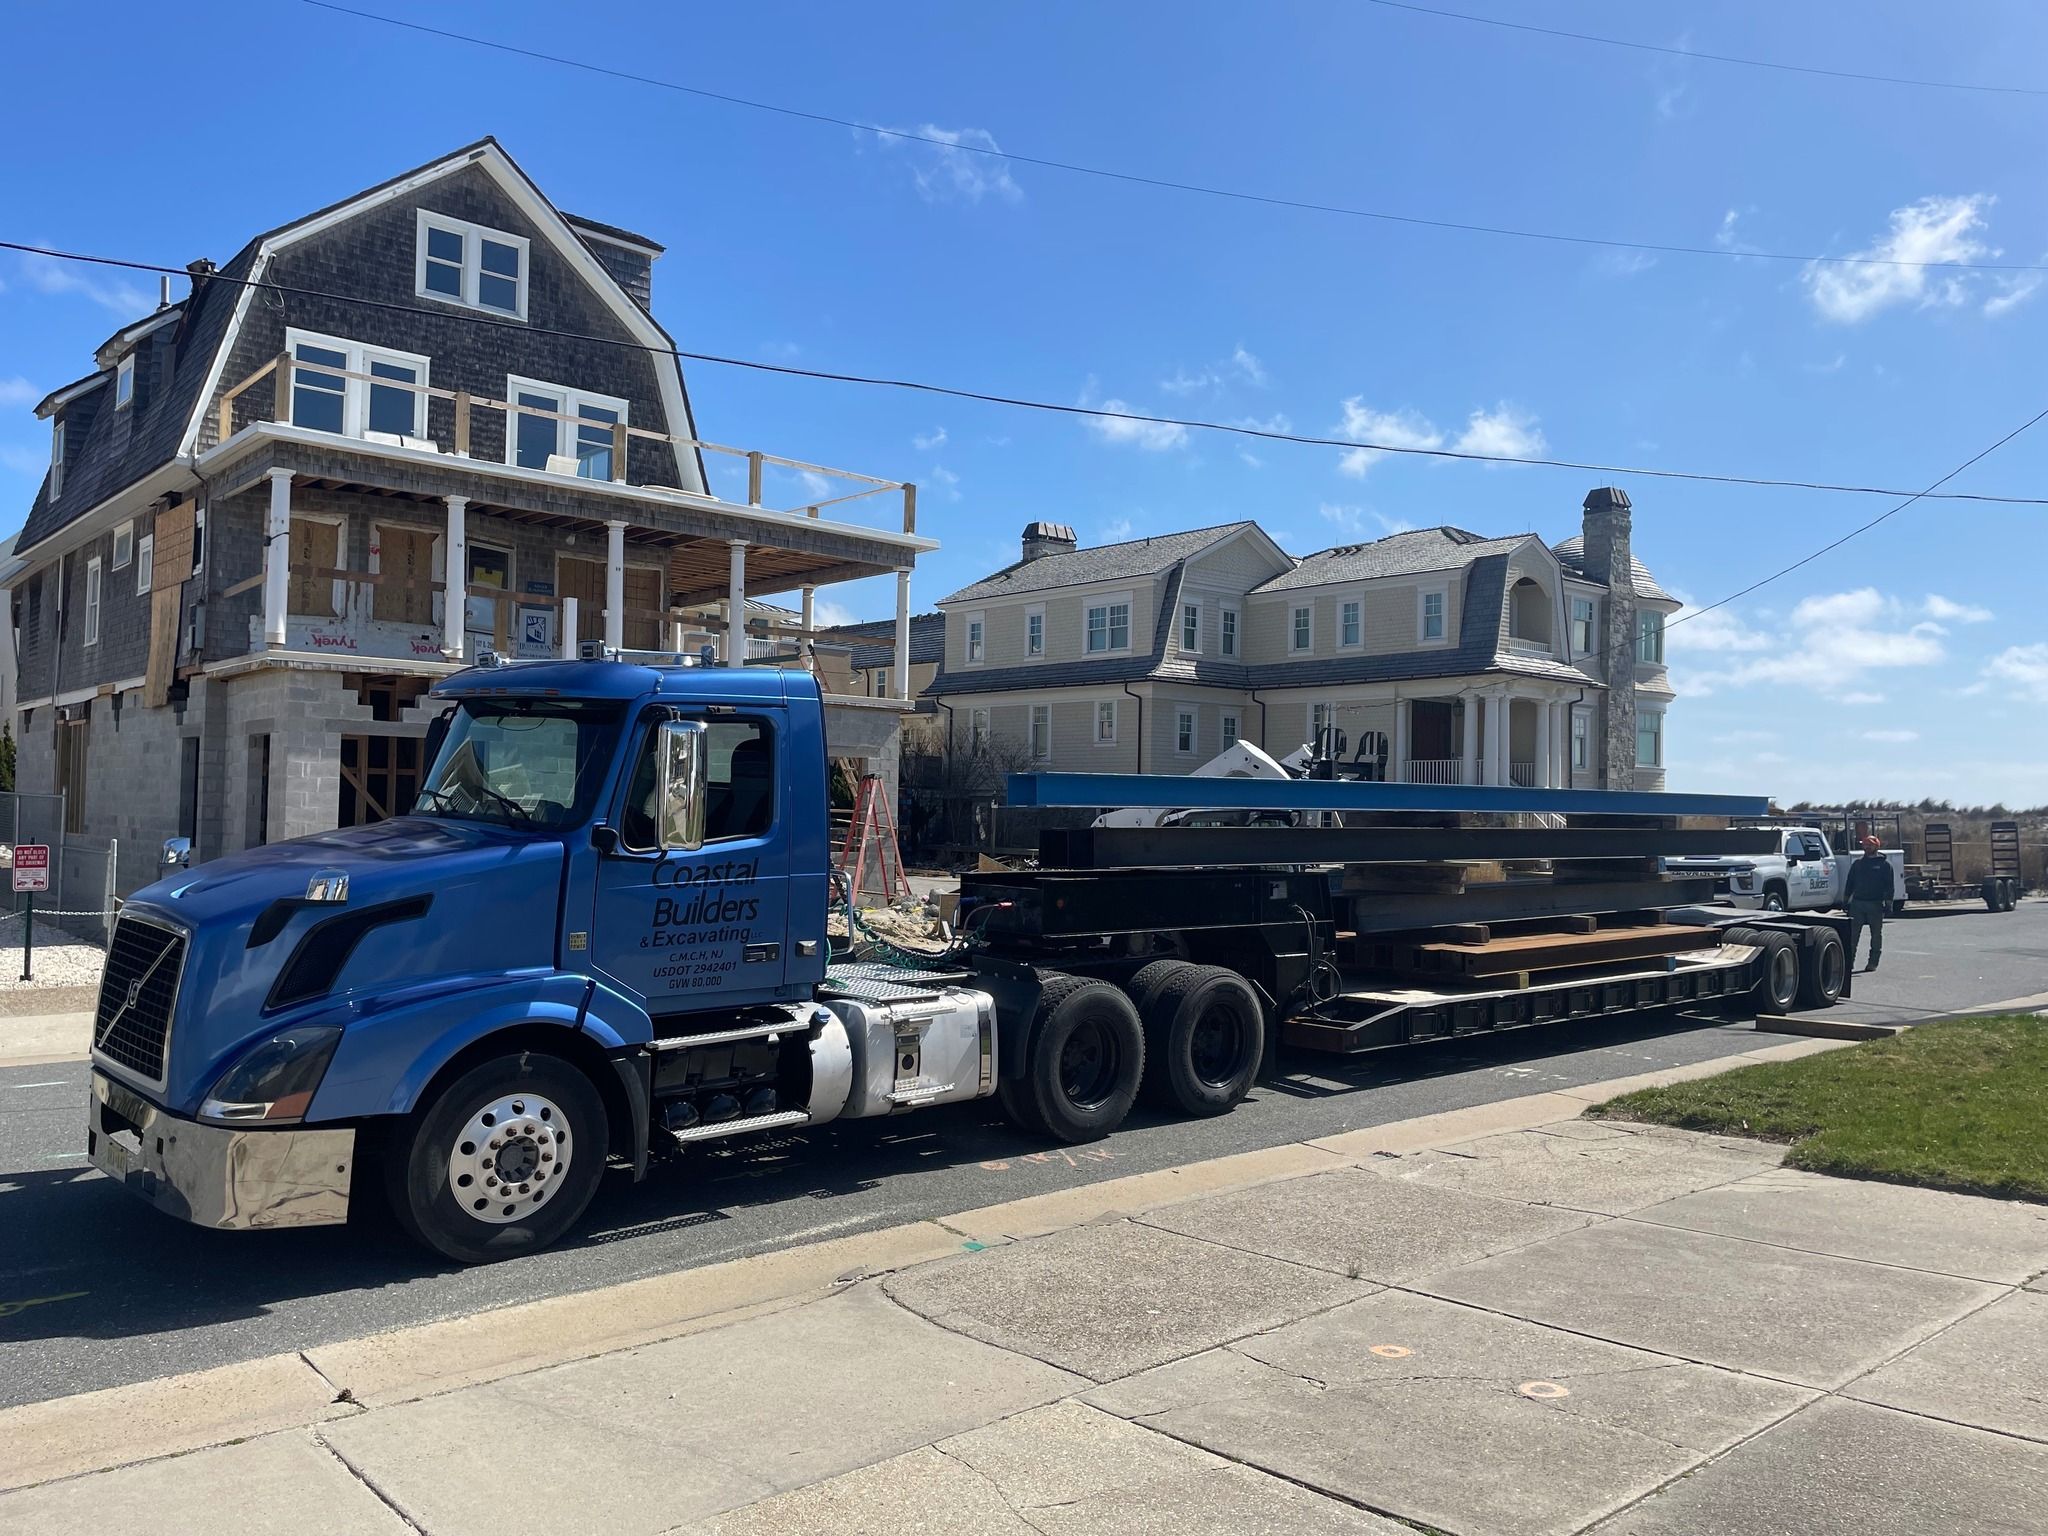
top-left (93, 914), bottom-right (187, 1084)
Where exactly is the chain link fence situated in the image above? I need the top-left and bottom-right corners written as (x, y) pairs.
top-left (0, 791), bottom-right (120, 946)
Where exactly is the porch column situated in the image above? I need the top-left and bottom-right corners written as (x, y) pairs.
top-left (1552, 702), bottom-right (1569, 787)
top-left (726, 539), bottom-right (748, 664)
top-left (1533, 697), bottom-right (1551, 789)
top-left (1460, 697), bottom-right (1479, 786)
top-left (605, 520), bottom-right (626, 652)
top-left (262, 467), bottom-right (292, 647)
top-left (1389, 692), bottom-right (1408, 782)
top-left (1489, 691), bottom-right (1511, 788)
top-left (800, 587), bottom-right (816, 670)
top-left (560, 597), bottom-right (579, 658)
top-left (442, 495), bottom-right (468, 661)
top-left (893, 567), bottom-right (912, 700)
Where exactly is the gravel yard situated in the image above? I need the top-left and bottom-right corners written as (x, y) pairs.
top-left (0, 924), bottom-right (107, 991)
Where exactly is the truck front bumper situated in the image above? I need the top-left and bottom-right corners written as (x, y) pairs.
top-left (86, 1070), bottom-right (354, 1230)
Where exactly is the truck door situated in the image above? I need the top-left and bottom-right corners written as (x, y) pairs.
top-left (1798, 832), bottom-right (1834, 907)
top-left (591, 709), bottom-right (792, 1015)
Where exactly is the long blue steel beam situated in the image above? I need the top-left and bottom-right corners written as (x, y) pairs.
top-left (1005, 772), bottom-right (1769, 819)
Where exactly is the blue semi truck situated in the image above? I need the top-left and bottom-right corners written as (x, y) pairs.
top-left (83, 656), bottom-right (1838, 1263)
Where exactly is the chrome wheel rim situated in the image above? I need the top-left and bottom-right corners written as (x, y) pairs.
top-left (446, 1092), bottom-right (571, 1225)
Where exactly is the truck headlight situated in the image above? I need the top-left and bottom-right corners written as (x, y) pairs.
top-left (199, 1026), bottom-right (343, 1125)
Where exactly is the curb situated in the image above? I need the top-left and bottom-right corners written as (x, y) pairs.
top-left (0, 1029), bottom-right (1858, 1496)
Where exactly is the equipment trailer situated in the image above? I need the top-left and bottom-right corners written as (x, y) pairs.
top-left (82, 659), bottom-right (1849, 1264)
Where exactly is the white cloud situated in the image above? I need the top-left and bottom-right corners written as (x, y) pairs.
top-left (1080, 378), bottom-right (1186, 451)
top-left (1319, 504), bottom-right (1411, 539)
top-left (1230, 345), bottom-right (1268, 387)
top-left (1839, 691), bottom-right (1886, 706)
top-left (18, 250), bottom-right (152, 316)
top-left (1676, 587), bottom-right (1951, 698)
top-left (0, 376), bottom-right (39, 408)
top-left (1803, 354), bottom-right (1848, 374)
top-left (798, 469), bottom-right (831, 498)
top-left (1861, 729), bottom-right (1919, 743)
top-left (1713, 729), bottom-right (1774, 745)
top-left (811, 597), bottom-right (858, 628)
top-left (1100, 517), bottom-right (1134, 541)
top-left (1982, 642), bottom-right (2048, 702)
top-left (927, 464), bottom-right (961, 501)
top-left (1333, 400), bottom-right (1442, 476)
top-left (1922, 594), bottom-right (1992, 624)
top-left (912, 426), bottom-right (947, 451)
top-left (0, 444), bottom-right (47, 477)
top-left (1666, 603), bottom-right (1771, 654)
top-left (1159, 345), bottom-right (1268, 396)
top-left (1984, 274), bottom-right (2041, 318)
top-left (1238, 451), bottom-right (1264, 469)
top-left (1452, 403), bottom-right (1546, 461)
top-left (1804, 195), bottom-right (1993, 323)
top-left (1597, 249), bottom-right (1658, 278)
top-left (872, 125), bottom-right (1022, 204)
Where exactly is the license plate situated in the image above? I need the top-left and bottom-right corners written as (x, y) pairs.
top-left (97, 1129), bottom-right (137, 1179)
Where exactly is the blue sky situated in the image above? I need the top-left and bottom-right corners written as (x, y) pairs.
top-left (3, 0), bottom-right (2046, 804)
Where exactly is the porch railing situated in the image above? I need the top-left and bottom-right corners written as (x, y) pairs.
top-left (1509, 762), bottom-right (1539, 787)
top-left (215, 352), bottom-right (919, 535)
top-left (1402, 759), bottom-right (1463, 784)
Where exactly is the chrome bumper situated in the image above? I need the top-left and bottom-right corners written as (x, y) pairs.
top-left (86, 1070), bottom-right (354, 1230)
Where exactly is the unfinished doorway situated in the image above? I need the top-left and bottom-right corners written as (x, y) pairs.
top-left (340, 734), bottom-right (424, 826)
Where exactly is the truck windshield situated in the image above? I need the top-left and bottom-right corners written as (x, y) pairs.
top-left (415, 700), bottom-right (621, 831)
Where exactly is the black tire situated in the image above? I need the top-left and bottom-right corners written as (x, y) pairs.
top-left (1761, 885), bottom-right (1789, 913)
top-left (387, 1052), bottom-right (608, 1264)
top-left (1752, 931), bottom-right (1801, 1015)
top-left (1983, 880), bottom-right (2001, 912)
top-left (1001, 972), bottom-right (1144, 1144)
top-left (1722, 925), bottom-right (1760, 947)
top-left (1126, 958), bottom-right (1194, 1017)
top-left (2002, 881), bottom-right (2019, 912)
top-left (1137, 965), bottom-right (1265, 1117)
top-left (1796, 930), bottom-right (1846, 1009)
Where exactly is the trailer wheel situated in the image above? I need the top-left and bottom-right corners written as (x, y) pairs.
top-left (1796, 930), bottom-right (1846, 1009)
top-left (1138, 965), bottom-right (1264, 1117)
top-left (1126, 958), bottom-right (1192, 1017)
top-left (386, 1052), bottom-right (608, 1264)
top-left (1001, 972), bottom-right (1144, 1144)
top-left (1983, 880), bottom-right (2001, 912)
top-left (1752, 932), bottom-right (1801, 1015)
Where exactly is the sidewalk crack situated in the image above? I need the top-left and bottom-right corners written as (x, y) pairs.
top-left (314, 1431), bottom-right (426, 1534)
top-left (931, 1443), bottom-right (1056, 1536)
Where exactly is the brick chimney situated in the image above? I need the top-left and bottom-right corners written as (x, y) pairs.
top-left (1020, 521), bottom-right (1077, 562)
top-left (1581, 488), bottom-right (1637, 788)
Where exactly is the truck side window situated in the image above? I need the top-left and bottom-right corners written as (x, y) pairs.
top-left (620, 718), bottom-right (774, 851)
top-left (1803, 833), bottom-right (1830, 860)
top-left (1784, 835), bottom-right (1801, 859)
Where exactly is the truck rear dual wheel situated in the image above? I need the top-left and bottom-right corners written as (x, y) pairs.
top-left (1750, 931), bottom-right (1802, 1015)
top-left (1131, 963), bottom-right (1264, 1117)
top-left (1795, 930), bottom-right (1846, 1009)
top-left (1000, 972), bottom-right (1145, 1144)
top-left (387, 1053), bottom-right (609, 1264)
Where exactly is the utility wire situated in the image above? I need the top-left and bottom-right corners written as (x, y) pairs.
top-left (10, 238), bottom-right (2048, 509)
top-left (1362, 0), bottom-right (2048, 101)
top-left (301, 0), bottom-right (2048, 275)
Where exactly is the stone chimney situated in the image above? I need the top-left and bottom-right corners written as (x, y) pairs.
top-left (1020, 521), bottom-right (1077, 562)
top-left (1581, 487), bottom-right (1637, 789)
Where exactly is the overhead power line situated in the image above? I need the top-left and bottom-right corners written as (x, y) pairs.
top-left (1362, 0), bottom-right (2048, 101)
top-left (301, 0), bottom-right (2048, 275)
top-left (11, 239), bottom-right (2048, 510)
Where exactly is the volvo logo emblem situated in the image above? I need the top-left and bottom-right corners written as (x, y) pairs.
top-left (125, 979), bottom-right (144, 1011)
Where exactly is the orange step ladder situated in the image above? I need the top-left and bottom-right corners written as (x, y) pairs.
top-left (838, 773), bottom-right (910, 907)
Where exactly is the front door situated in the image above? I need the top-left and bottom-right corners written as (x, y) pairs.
top-left (591, 708), bottom-right (792, 1017)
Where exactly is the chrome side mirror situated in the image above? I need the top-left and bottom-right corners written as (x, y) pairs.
top-left (656, 720), bottom-right (709, 852)
top-left (162, 836), bottom-right (193, 869)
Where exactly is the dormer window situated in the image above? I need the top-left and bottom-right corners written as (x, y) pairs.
top-left (49, 419), bottom-right (65, 499)
top-left (417, 211), bottom-right (529, 319)
top-left (288, 329), bottom-right (430, 442)
top-left (116, 354), bottom-right (135, 409)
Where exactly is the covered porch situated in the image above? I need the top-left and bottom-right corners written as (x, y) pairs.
top-left (1322, 684), bottom-right (1586, 789)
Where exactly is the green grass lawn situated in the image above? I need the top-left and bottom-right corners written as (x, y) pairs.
top-left (1589, 1015), bottom-right (2048, 1203)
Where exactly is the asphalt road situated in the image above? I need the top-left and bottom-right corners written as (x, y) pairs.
top-left (2, 900), bottom-right (2043, 1411)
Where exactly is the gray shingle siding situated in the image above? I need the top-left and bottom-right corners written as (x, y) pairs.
top-left (1248, 528), bottom-right (1526, 594)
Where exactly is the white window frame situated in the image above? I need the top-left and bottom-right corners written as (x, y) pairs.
top-left (963, 611), bottom-right (986, 665)
top-left (116, 353), bottom-right (135, 409)
top-left (1290, 604), bottom-right (1312, 654)
top-left (1636, 609), bottom-right (1666, 665)
top-left (112, 520), bottom-right (134, 571)
top-left (1180, 601), bottom-right (1200, 653)
top-left (1417, 586), bottom-right (1449, 646)
top-left (50, 419), bottom-right (64, 499)
top-left (1570, 708), bottom-right (1590, 771)
top-left (1636, 707), bottom-right (1665, 768)
top-left (1339, 597), bottom-right (1362, 649)
top-left (504, 374), bottom-right (629, 480)
top-left (1024, 603), bottom-right (1045, 658)
top-left (84, 556), bottom-right (102, 646)
top-left (1220, 710), bottom-right (1240, 747)
top-left (872, 667), bottom-right (891, 698)
top-left (1094, 699), bottom-right (1118, 746)
top-left (1570, 596), bottom-right (1595, 655)
top-left (1310, 700), bottom-right (1333, 744)
top-left (415, 209), bottom-right (531, 321)
top-left (1028, 703), bottom-right (1051, 760)
top-left (969, 707), bottom-right (990, 754)
top-left (1220, 604), bottom-right (1238, 658)
top-left (1175, 706), bottom-right (1196, 755)
top-left (287, 328), bottom-right (431, 441)
top-left (1084, 594), bottom-right (1133, 656)
top-left (136, 533), bottom-right (154, 596)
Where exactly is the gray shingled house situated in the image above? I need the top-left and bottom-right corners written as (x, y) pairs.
top-left (10, 138), bottom-right (931, 893)
top-left (928, 489), bottom-right (1677, 790)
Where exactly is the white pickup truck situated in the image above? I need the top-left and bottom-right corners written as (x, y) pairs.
top-left (1668, 826), bottom-right (1907, 914)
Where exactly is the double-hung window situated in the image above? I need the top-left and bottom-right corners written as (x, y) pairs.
top-left (417, 210), bottom-right (529, 319)
top-left (965, 615), bottom-right (985, 663)
top-left (1029, 704), bottom-right (1051, 760)
top-left (1340, 598), bottom-right (1361, 648)
top-left (1420, 590), bottom-right (1446, 642)
top-left (1290, 605), bottom-right (1312, 652)
top-left (1094, 700), bottom-right (1118, 744)
top-left (116, 354), bottom-right (135, 409)
top-left (873, 668), bottom-right (891, 698)
top-left (1571, 710), bottom-right (1590, 771)
top-left (1571, 597), bottom-right (1595, 654)
top-left (1025, 606), bottom-right (1044, 657)
top-left (1636, 610), bottom-right (1665, 665)
top-left (136, 533), bottom-right (154, 596)
top-left (506, 377), bottom-right (629, 481)
top-left (288, 329), bottom-right (430, 441)
top-left (970, 708), bottom-right (990, 754)
top-left (1636, 709), bottom-right (1664, 767)
top-left (1221, 711), bottom-right (1240, 748)
top-left (1220, 606), bottom-right (1238, 657)
top-left (1175, 708), bottom-right (1196, 754)
top-left (49, 419), bottom-right (64, 499)
top-left (1085, 600), bottom-right (1130, 654)
top-left (84, 557), bottom-right (102, 647)
top-left (112, 521), bottom-right (134, 571)
top-left (1181, 602), bottom-right (1199, 652)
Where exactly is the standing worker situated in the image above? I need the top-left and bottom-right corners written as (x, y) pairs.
top-left (1843, 834), bottom-right (1893, 972)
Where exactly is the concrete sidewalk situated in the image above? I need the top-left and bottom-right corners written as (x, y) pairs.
top-left (6, 1042), bottom-right (2047, 1535)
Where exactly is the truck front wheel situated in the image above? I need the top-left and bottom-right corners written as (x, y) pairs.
top-left (1001, 973), bottom-right (1144, 1144)
top-left (388, 1052), bottom-right (609, 1264)
top-left (1761, 884), bottom-right (1789, 912)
